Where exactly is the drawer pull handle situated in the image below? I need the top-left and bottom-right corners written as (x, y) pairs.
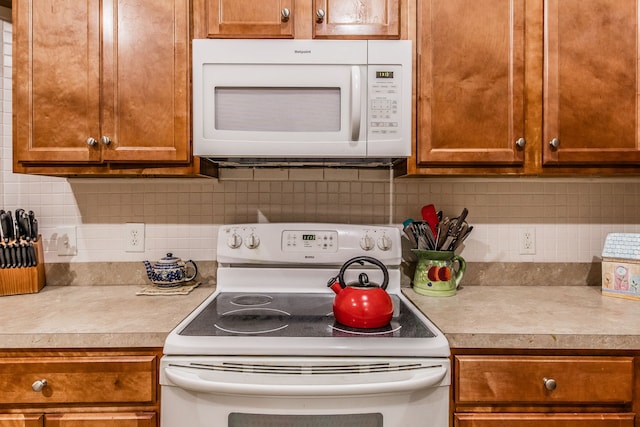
top-left (543, 377), bottom-right (557, 391)
top-left (32, 379), bottom-right (47, 392)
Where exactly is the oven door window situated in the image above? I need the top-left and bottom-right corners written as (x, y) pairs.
top-left (229, 413), bottom-right (382, 427)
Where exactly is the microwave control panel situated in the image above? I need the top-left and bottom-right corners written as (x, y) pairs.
top-left (368, 65), bottom-right (403, 140)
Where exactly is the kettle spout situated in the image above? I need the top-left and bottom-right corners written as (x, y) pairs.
top-left (143, 260), bottom-right (155, 281)
top-left (327, 276), bottom-right (343, 294)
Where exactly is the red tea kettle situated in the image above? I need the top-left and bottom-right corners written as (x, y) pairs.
top-left (327, 256), bottom-right (393, 329)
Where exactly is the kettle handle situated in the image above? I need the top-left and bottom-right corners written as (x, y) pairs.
top-left (184, 260), bottom-right (198, 282)
top-left (334, 256), bottom-right (389, 290)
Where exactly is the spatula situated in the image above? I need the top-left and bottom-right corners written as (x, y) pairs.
top-left (421, 204), bottom-right (439, 238)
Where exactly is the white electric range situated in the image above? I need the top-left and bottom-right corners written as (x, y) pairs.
top-left (161, 223), bottom-right (450, 427)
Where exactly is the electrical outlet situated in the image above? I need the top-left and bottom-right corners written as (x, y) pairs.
top-left (125, 223), bottom-right (145, 252)
top-left (519, 227), bottom-right (536, 255)
top-left (56, 226), bottom-right (77, 256)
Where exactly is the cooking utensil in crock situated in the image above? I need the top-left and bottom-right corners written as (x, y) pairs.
top-left (421, 204), bottom-right (439, 237)
top-left (327, 256), bottom-right (392, 329)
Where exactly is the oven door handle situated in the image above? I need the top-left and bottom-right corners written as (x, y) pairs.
top-left (164, 364), bottom-right (447, 396)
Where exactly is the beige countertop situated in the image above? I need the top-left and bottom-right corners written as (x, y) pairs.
top-left (0, 285), bottom-right (214, 349)
top-left (403, 285), bottom-right (640, 350)
top-left (2, 284), bottom-right (639, 351)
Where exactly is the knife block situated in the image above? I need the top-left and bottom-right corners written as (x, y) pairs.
top-left (0, 237), bottom-right (46, 296)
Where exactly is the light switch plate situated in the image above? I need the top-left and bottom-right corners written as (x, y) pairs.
top-left (56, 226), bottom-right (77, 256)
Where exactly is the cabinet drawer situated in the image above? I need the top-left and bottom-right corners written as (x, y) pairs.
top-left (455, 413), bottom-right (635, 427)
top-left (45, 412), bottom-right (156, 427)
top-left (455, 356), bottom-right (633, 404)
top-left (0, 356), bottom-right (157, 405)
top-left (0, 414), bottom-right (43, 427)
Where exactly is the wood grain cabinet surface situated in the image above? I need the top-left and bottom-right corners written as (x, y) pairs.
top-left (453, 354), bottom-right (636, 427)
top-left (0, 350), bottom-right (160, 427)
top-left (412, 0), bottom-right (640, 175)
top-left (193, 0), bottom-right (401, 39)
top-left (13, 0), bottom-right (197, 176)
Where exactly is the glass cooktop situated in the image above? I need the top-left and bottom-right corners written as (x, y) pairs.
top-left (179, 292), bottom-right (436, 339)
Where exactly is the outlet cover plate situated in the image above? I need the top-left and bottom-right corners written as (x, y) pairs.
top-left (125, 223), bottom-right (145, 252)
top-left (519, 227), bottom-right (536, 255)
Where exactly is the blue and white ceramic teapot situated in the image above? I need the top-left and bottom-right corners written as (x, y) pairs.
top-left (143, 253), bottom-right (198, 287)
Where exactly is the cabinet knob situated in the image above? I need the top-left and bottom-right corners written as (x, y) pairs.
top-left (86, 137), bottom-right (98, 147)
top-left (281, 8), bottom-right (290, 22)
top-left (549, 138), bottom-right (560, 149)
top-left (515, 137), bottom-right (526, 148)
top-left (32, 379), bottom-right (48, 392)
top-left (316, 8), bottom-right (326, 23)
top-left (543, 377), bottom-right (557, 391)
top-left (101, 136), bottom-right (111, 146)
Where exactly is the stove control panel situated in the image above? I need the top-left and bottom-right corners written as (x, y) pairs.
top-left (217, 223), bottom-right (401, 265)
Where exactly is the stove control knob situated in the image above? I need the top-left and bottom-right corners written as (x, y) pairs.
top-left (377, 235), bottom-right (393, 251)
top-left (227, 233), bottom-right (242, 249)
top-left (360, 235), bottom-right (375, 251)
top-left (245, 233), bottom-right (260, 249)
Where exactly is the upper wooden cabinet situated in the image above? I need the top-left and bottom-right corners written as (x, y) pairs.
top-left (193, 0), bottom-right (401, 39)
top-left (412, 0), bottom-right (640, 175)
top-left (543, 0), bottom-right (640, 166)
top-left (416, 0), bottom-right (526, 168)
top-left (13, 0), bottom-right (198, 176)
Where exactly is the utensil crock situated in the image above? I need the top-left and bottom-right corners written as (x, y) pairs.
top-left (411, 249), bottom-right (466, 297)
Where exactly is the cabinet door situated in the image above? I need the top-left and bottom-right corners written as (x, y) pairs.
top-left (45, 413), bottom-right (156, 427)
top-left (417, 0), bottom-right (526, 167)
top-left (101, 0), bottom-right (190, 163)
top-left (543, 0), bottom-right (640, 165)
top-left (455, 413), bottom-right (635, 427)
top-left (0, 415), bottom-right (43, 427)
top-left (193, 0), bottom-right (295, 38)
top-left (14, 0), bottom-right (102, 163)
top-left (313, 0), bottom-right (400, 39)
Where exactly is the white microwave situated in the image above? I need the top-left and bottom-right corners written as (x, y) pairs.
top-left (192, 39), bottom-right (412, 166)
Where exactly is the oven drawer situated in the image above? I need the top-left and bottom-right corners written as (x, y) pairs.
top-left (0, 355), bottom-right (157, 405)
top-left (455, 356), bottom-right (633, 405)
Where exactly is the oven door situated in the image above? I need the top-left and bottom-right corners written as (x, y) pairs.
top-left (160, 356), bottom-right (449, 427)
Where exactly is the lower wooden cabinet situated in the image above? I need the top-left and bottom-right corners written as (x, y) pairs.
top-left (45, 413), bottom-right (156, 427)
top-left (455, 413), bottom-right (635, 427)
top-left (453, 353), bottom-right (637, 427)
top-left (0, 413), bottom-right (155, 427)
top-left (0, 414), bottom-right (43, 427)
top-left (0, 349), bottom-right (161, 427)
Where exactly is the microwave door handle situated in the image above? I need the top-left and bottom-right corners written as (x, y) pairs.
top-left (164, 364), bottom-right (446, 396)
top-left (350, 66), bottom-right (362, 141)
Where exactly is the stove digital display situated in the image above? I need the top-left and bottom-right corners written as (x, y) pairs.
top-left (282, 230), bottom-right (338, 252)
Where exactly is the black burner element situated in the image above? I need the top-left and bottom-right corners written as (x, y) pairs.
top-left (230, 294), bottom-right (273, 307)
top-left (214, 307), bottom-right (290, 335)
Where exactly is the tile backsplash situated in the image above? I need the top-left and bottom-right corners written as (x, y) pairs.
top-left (2, 21), bottom-right (639, 265)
